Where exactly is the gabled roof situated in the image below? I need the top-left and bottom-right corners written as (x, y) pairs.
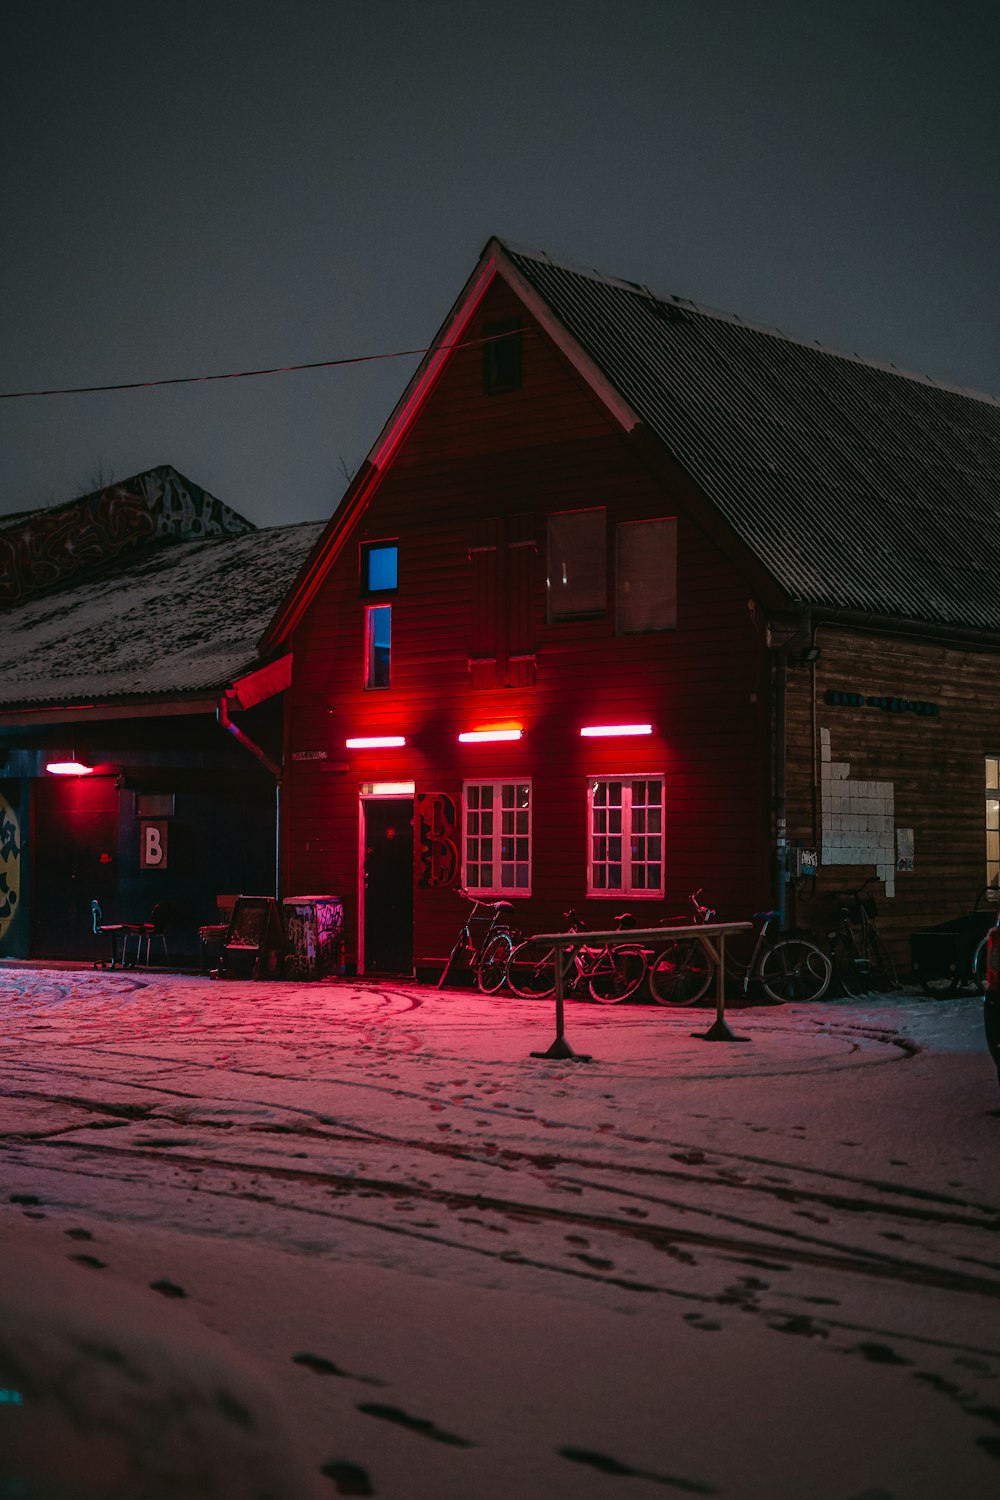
top-left (0, 520), bottom-right (324, 713)
top-left (262, 237), bottom-right (1000, 649)
top-left (0, 465), bottom-right (253, 609)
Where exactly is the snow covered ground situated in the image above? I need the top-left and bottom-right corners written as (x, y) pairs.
top-left (0, 965), bottom-right (998, 1499)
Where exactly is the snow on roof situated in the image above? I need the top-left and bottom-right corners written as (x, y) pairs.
top-left (0, 521), bottom-right (325, 709)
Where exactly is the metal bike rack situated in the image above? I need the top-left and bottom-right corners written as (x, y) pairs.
top-left (528, 920), bottom-right (754, 1062)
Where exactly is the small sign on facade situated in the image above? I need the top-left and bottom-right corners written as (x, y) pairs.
top-left (140, 820), bottom-right (169, 870)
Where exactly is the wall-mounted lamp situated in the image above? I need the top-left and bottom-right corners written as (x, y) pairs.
top-left (458, 728), bottom-right (523, 744)
top-left (345, 736), bottom-right (407, 749)
top-left (579, 723), bottom-right (653, 739)
top-left (797, 645), bottom-right (822, 665)
top-left (45, 755), bottom-right (94, 776)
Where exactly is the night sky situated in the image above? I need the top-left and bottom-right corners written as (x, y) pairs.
top-left (3, 0), bottom-right (998, 527)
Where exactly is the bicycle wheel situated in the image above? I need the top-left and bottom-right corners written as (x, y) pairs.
top-left (649, 939), bottom-right (713, 1006)
top-left (867, 928), bottom-right (899, 990)
top-left (588, 945), bottom-right (646, 1004)
top-left (758, 937), bottom-right (832, 1003)
top-left (506, 939), bottom-right (557, 999)
top-left (830, 934), bottom-right (871, 996)
top-left (477, 932), bottom-right (513, 994)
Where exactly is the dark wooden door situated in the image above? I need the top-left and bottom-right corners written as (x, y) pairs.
top-left (32, 775), bottom-right (120, 960)
top-left (362, 798), bottom-right (413, 975)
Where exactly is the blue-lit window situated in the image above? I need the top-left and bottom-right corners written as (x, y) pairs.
top-left (365, 605), bottom-right (391, 689)
top-left (362, 542), bottom-right (398, 594)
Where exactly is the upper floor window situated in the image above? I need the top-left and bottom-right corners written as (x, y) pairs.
top-left (616, 518), bottom-right (677, 633)
top-left (483, 320), bottom-right (522, 395)
top-left (464, 780), bottom-right (531, 894)
top-left (588, 775), bottom-right (664, 897)
top-left (365, 604), bottom-right (391, 689)
top-left (361, 542), bottom-right (398, 594)
top-left (547, 508), bottom-right (606, 622)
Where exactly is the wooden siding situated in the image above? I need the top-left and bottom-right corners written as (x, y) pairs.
top-left (785, 627), bottom-right (1000, 964)
top-left (285, 279), bottom-right (773, 971)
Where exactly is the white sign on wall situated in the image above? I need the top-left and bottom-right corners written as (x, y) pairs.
top-left (140, 820), bottom-right (168, 870)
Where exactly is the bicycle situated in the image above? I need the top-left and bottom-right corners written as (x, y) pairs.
top-left (649, 892), bottom-right (833, 1005)
top-left (438, 895), bottom-right (518, 994)
top-left (827, 878), bottom-right (899, 995)
top-left (506, 910), bottom-right (647, 1004)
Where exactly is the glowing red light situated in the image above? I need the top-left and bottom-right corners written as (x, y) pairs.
top-left (458, 728), bottom-right (523, 744)
top-left (46, 760), bottom-right (94, 775)
top-left (345, 736), bottom-right (407, 749)
top-left (579, 724), bottom-right (653, 738)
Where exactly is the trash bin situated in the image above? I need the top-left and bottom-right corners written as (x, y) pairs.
top-left (282, 895), bottom-right (344, 980)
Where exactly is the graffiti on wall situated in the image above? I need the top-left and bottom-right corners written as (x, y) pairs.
top-left (416, 793), bottom-right (459, 888)
top-left (0, 794), bottom-right (21, 944)
top-left (142, 466), bottom-right (254, 541)
top-left (0, 466), bottom-right (253, 607)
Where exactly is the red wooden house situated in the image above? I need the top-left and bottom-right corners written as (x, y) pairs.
top-left (263, 237), bottom-right (1000, 977)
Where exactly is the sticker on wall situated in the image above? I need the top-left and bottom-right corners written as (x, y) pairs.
top-left (0, 794), bottom-right (21, 943)
top-left (415, 793), bottom-right (459, 887)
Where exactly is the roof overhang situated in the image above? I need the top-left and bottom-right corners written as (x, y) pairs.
top-left (0, 653), bottom-right (294, 728)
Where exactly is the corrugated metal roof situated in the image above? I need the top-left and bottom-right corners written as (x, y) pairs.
top-left (503, 243), bottom-right (1000, 632)
top-left (0, 521), bottom-right (325, 709)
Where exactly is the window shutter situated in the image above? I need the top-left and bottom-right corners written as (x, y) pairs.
top-left (469, 517), bottom-right (502, 688)
top-left (506, 514), bottom-right (536, 687)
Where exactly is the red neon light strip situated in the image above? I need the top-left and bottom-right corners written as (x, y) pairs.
top-left (458, 729), bottom-right (523, 743)
top-left (579, 724), bottom-right (653, 738)
top-left (345, 736), bottom-right (406, 749)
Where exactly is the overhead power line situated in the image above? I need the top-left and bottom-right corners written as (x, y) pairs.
top-left (0, 328), bottom-right (524, 401)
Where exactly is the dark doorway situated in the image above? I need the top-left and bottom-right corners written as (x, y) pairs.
top-left (362, 797), bottom-right (413, 975)
top-left (32, 775), bottom-right (120, 960)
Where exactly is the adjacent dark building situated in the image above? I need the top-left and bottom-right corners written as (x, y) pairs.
top-left (0, 467), bottom-right (323, 965)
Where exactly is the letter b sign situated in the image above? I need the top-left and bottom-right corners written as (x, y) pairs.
top-left (140, 820), bottom-right (169, 870)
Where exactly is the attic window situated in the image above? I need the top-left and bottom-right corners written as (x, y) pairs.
top-left (483, 320), bottom-right (522, 395)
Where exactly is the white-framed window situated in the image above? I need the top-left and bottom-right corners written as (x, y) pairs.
top-left (588, 775), bottom-right (664, 896)
top-left (463, 780), bottom-right (531, 894)
top-left (987, 757), bottom-right (1000, 891)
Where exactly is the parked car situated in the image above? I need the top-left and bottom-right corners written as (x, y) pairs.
top-left (983, 927), bottom-right (1000, 1093)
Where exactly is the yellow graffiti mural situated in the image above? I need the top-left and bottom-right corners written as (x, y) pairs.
top-left (0, 793), bottom-right (21, 944)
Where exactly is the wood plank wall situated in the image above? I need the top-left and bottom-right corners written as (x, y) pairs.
top-left (285, 279), bottom-right (774, 971)
top-left (785, 626), bottom-right (1000, 964)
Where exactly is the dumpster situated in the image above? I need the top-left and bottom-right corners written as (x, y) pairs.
top-left (283, 895), bottom-right (344, 980)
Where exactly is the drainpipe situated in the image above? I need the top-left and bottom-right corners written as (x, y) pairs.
top-left (770, 613), bottom-right (812, 930)
top-left (217, 693), bottom-right (282, 901)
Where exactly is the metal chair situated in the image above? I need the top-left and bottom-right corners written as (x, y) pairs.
top-left (91, 899), bottom-right (144, 970)
top-left (135, 902), bottom-right (172, 967)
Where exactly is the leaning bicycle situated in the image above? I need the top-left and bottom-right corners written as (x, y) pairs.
top-left (649, 893), bottom-right (832, 1005)
top-left (438, 895), bottom-right (518, 994)
top-left (828, 878), bottom-right (899, 995)
top-left (506, 910), bottom-right (647, 1004)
